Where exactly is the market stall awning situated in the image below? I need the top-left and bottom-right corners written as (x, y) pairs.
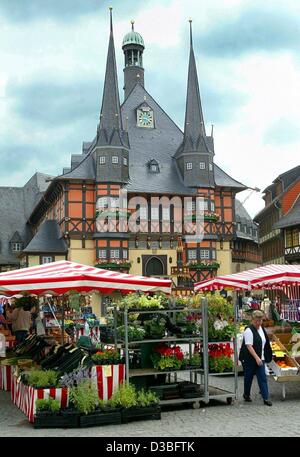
top-left (0, 260), bottom-right (172, 295)
top-left (194, 265), bottom-right (300, 292)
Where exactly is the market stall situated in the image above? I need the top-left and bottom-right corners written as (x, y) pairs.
top-left (0, 261), bottom-right (172, 427)
top-left (194, 264), bottom-right (300, 399)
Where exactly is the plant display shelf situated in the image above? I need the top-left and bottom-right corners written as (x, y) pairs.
top-left (120, 336), bottom-right (203, 346)
top-left (128, 367), bottom-right (203, 377)
top-left (116, 300), bottom-right (238, 408)
top-left (122, 308), bottom-right (201, 314)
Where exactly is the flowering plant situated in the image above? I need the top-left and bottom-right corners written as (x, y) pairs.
top-left (177, 313), bottom-right (202, 336)
top-left (118, 293), bottom-right (164, 310)
top-left (208, 343), bottom-right (234, 373)
top-left (92, 349), bottom-right (121, 365)
top-left (60, 366), bottom-right (91, 388)
top-left (151, 344), bottom-right (184, 371)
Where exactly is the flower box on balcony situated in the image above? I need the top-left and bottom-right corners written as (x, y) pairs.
top-left (184, 213), bottom-right (219, 222)
top-left (188, 262), bottom-right (220, 270)
top-left (95, 263), bottom-right (131, 270)
top-left (96, 210), bottom-right (131, 219)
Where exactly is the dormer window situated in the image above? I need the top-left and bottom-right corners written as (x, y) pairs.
top-left (10, 231), bottom-right (23, 253)
top-left (11, 243), bottom-right (22, 252)
top-left (148, 159), bottom-right (160, 173)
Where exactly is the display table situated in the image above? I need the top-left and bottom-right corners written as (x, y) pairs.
top-left (90, 364), bottom-right (125, 400)
top-left (10, 364), bottom-right (125, 422)
top-left (11, 375), bottom-right (69, 423)
top-left (0, 365), bottom-right (12, 391)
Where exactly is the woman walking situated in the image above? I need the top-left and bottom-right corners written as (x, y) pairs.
top-left (239, 310), bottom-right (273, 406)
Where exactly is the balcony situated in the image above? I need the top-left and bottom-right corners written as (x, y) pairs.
top-left (232, 250), bottom-right (262, 263)
top-left (187, 261), bottom-right (220, 270)
top-left (171, 266), bottom-right (190, 277)
top-left (285, 245), bottom-right (300, 260)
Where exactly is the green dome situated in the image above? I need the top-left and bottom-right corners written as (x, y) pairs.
top-left (122, 30), bottom-right (144, 47)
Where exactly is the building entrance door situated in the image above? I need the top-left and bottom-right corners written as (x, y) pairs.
top-left (143, 255), bottom-right (167, 276)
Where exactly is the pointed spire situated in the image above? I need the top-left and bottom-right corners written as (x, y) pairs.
top-left (99, 7), bottom-right (122, 133)
top-left (131, 20), bottom-right (135, 31)
top-left (183, 18), bottom-right (206, 143)
top-left (189, 18), bottom-right (193, 47)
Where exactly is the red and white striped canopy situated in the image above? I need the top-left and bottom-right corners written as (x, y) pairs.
top-left (194, 264), bottom-right (300, 292)
top-left (0, 260), bottom-right (172, 296)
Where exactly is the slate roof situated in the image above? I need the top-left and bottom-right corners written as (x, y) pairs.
top-left (273, 195), bottom-right (300, 229)
top-left (178, 24), bottom-right (207, 151)
top-left (255, 165), bottom-right (300, 221)
top-left (23, 220), bottom-right (68, 254)
top-left (235, 199), bottom-right (258, 242)
top-left (262, 165), bottom-right (300, 193)
top-left (0, 173), bottom-right (51, 266)
top-left (57, 83), bottom-right (246, 193)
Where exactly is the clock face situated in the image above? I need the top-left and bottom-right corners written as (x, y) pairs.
top-left (137, 109), bottom-right (154, 128)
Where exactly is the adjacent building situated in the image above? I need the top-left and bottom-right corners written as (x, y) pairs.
top-left (232, 200), bottom-right (261, 273)
top-left (0, 173), bottom-right (52, 272)
top-left (254, 165), bottom-right (300, 265)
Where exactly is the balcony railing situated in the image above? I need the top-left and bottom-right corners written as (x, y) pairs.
top-left (232, 250), bottom-right (262, 263)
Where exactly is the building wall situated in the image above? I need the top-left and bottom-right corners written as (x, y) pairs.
top-left (27, 254), bottom-right (66, 267)
top-left (129, 248), bottom-right (177, 276)
top-left (68, 239), bottom-right (95, 265)
top-left (216, 241), bottom-right (232, 275)
top-left (232, 261), bottom-right (260, 274)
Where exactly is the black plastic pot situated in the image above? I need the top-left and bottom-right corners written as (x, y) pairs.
top-left (121, 405), bottom-right (161, 423)
top-left (33, 412), bottom-right (79, 429)
top-left (80, 409), bottom-right (122, 427)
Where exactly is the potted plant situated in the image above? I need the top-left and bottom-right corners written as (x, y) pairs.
top-left (208, 343), bottom-right (234, 373)
top-left (143, 316), bottom-right (166, 339)
top-left (69, 379), bottom-right (122, 427)
top-left (117, 325), bottom-right (146, 342)
top-left (34, 398), bottom-right (79, 429)
top-left (92, 348), bottom-right (121, 365)
top-left (182, 352), bottom-right (202, 369)
top-left (110, 383), bottom-right (161, 423)
top-left (118, 293), bottom-right (164, 311)
top-left (151, 345), bottom-right (184, 371)
top-left (27, 369), bottom-right (58, 388)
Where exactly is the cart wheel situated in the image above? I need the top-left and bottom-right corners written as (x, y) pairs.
top-left (192, 401), bottom-right (200, 409)
top-left (226, 397), bottom-right (233, 405)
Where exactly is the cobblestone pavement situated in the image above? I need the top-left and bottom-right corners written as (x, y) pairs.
top-left (1, 374), bottom-right (300, 437)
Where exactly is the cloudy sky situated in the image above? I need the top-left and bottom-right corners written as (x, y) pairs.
top-left (0, 0), bottom-right (299, 217)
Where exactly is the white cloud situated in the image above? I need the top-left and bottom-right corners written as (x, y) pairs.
top-left (0, 0), bottom-right (299, 221)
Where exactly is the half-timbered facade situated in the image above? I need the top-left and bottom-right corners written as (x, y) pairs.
top-left (19, 11), bottom-right (250, 291)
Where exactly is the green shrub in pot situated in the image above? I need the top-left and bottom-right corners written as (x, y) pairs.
top-left (110, 383), bottom-right (137, 409)
top-left (69, 379), bottom-right (99, 415)
top-left (27, 369), bottom-right (58, 388)
top-left (36, 398), bottom-right (60, 414)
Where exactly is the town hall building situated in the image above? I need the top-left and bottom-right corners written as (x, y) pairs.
top-left (0, 10), bottom-right (261, 293)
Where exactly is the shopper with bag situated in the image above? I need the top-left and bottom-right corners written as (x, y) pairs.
top-left (239, 310), bottom-right (273, 406)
